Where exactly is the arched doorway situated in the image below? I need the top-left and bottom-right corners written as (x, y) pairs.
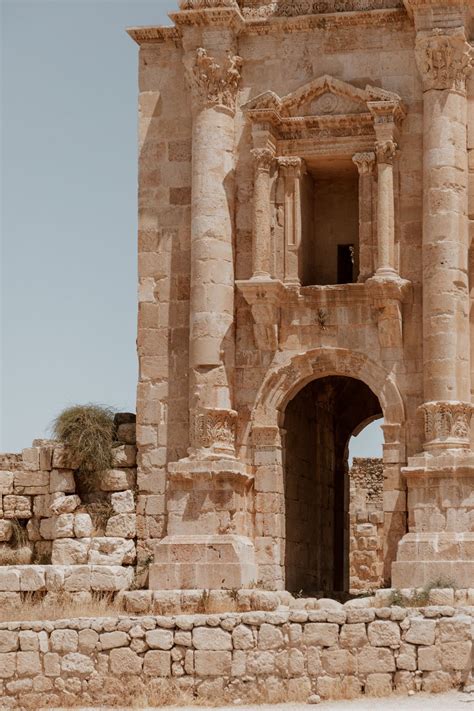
top-left (283, 375), bottom-right (382, 595)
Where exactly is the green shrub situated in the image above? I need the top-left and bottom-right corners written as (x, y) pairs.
top-left (52, 404), bottom-right (116, 491)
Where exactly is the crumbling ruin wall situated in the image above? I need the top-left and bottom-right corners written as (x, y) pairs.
top-left (0, 416), bottom-right (139, 596)
top-left (349, 458), bottom-right (384, 592)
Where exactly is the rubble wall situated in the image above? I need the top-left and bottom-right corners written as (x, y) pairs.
top-left (0, 605), bottom-right (471, 707)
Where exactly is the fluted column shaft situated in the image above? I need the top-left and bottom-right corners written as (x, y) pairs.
top-left (352, 152), bottom-right (376, 281)
top-left (251, 149), bottom-right (273, 279)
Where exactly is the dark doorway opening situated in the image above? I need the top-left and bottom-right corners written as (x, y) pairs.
top-left (337, 244), bottom-right (355, 284)
top-left (283, 375), bottom-right (382, 595)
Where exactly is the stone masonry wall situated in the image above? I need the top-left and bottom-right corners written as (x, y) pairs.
top-left (0, 604), bottom-right (472, 708)
top-left (349, 458), bottom-right (384, 592)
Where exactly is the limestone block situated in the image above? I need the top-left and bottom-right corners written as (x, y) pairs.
top-left (3, 495), bottom-right (31, 519)
top-left (441, 641), bottom-right (472, 671)
top-left (194, 650), bottom-right (232, 677)
top-left (51, 630), bottom-right (78, 653)
top-left (13, 470), bottom-right (49, 495)
top-left (26, 517), bottom-right (41, 542)
top-left (339, 623), bottom-right (368, 648)
top-left (438, 615), bottom-right (471, 642)
top-left (146, 629), bottom-right (174, 650)
top-left (18, 631), bottom-right (38, 652)
top-left (109, 647), bottom-right (143, 674)
top-left (365, 673), bottom-right (393, 697)
top-left (61, 652), bottom-right (94, 675)
top-left (111, 490), bottom-right (135, 513)
top-left (117, 423), bottom-right (136, 444)
top-left (88, 537), bottom-right (136, 565)
top-left (49, 469), bottom-right (75, 493)
top-left (303, 623), bottom-right (338, 647)
top-left (50, 494), bottom-right (81, 514)
top-left (51, 446), bottom-right (79, 470)
top-left (78, 629), bottom-right (99, 654)
top-left (0, 568), bottom-right (21, 591)
top-left (368, 620), bottom-right (400, 647)
top-left (39, 514), bottom-right (74, 539)
top-left (45, 566), bottom-right (65, 591)
top-left (106, 513), bottom-right (136, 538)
top-left (232, 624), bottom-right (254, 650)
top-left (404, 618), bottom-right (436, 645)
top-left (112, 445), bottom-right (136, 468)
top-left (17, 651), bottom-right (41, 676)
top-left (0, 471), bottom-right (14, 495)
top-left (74, 513), bottom-right (93, 538)
top-left (0, 652), bottom-right (16, 678)
top-left (51, 539), bottom-right (90, 565)
top-left (258, 623), bottom-right (284, 650)
top-left (143, 650), bottom-right (171, 676)
top-left (99, 631), bottom-right (129, 650)
top-left (322, 648), bottom-right (357, 674)
top-left (63, 566), bottom-right (91, 592)
top-left (0, 520), bottom-right (12, 542)
top-left (20, 566), bottom-right (45, 591)
top-left (44, 652), bottom-right (60, 677)
top-left (193, 627), bottom-right (232, 651)
top-left (396, 642), bottom-right (417, 671)
top-left (21, 447), bottom-right (40, 471)
top-left (0, 631), bottom-right (18, 653)
top-left (100, 469), bottom-right (136, 492)
top-left (418, 645), bottom-right (441, 671)
top-left (90, 565), bottom-right (134, 591)
top-left (357, 647), bottom-right (395, 673)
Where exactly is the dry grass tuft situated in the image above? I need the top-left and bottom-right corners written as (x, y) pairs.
top-left (52, 404), bottom-right (116, 491)
top-left (84, 500), bottom-right (115, 534)
top-left (0, 544), bottom-right (32, 566)
top-left (0, 591), bottom-right (126, 623)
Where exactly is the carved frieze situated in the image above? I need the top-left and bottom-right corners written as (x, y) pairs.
top-left (239, 0), bottom-right (403, 19)
top-left (180, 0), bottom-right (238, 7)
top-left (415, 29), bottom-right (474, 93)
top-left (193, 408), bottom-right (238, 455)
top-left (187, 48), bottom-right (242, 112)
top-left (420, 401), bottom-right (473, 449)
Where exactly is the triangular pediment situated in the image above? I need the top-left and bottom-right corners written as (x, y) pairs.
top-left (243, 75), bottom-right (403, 119)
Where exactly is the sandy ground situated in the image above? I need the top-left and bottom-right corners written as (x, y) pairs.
top-left (48, 689), bottom-right (474, 710)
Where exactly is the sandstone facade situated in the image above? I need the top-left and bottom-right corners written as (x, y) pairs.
top-left (127, 0), bottom-right (474, 594)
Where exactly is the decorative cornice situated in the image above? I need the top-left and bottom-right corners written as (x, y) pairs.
top-left (415, 28), bottom-right (474, 92)
top-left (179, 0), bottom-right (238, 7)
top-left (186, 48), bottom-right (242, 113)
top-left (243, 8), bottom-right (408, 34)
top-left (127, 26), bottom-right (181, 45)
top-left (241, 0), bottom-right (403, 19)
top-left (352, 151), bottom-right (376, 174)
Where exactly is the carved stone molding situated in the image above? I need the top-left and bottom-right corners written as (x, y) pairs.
top-left (420, 400), bottom-right (473, 450)
top-left (352, 151), bottom-right (376, 174)
top-left (375, 139), bottom-right (398, 165)
top-left (251, 147), bottom-right (274, 173)
top-left (193, 407), bottom-right (238, 455)
top-left (241, 0), bottom-right (403, 18)
top-left (179, 0), bottom-right (238, 8)
top-left (187, 48), bottom-right (242, 112)
top-left (415, 29), bottom-right (474, 93)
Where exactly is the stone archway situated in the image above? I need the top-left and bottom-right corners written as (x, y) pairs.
top-left (250, 347), bottom-right (406, 592)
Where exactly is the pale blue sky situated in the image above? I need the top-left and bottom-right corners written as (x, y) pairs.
top-left (1, 0), bottom-right (383, 459)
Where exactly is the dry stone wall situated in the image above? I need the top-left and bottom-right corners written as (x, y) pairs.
top-left (0, 604), bottom-right (472, 708)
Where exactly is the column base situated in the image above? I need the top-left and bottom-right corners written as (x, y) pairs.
top-left (392, 449), bottom-right (474, 588)
top-left (149, 535), bottom-right (257, 590)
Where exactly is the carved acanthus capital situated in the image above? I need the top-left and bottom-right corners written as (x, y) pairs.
top-left (375, 139), bottom-right (398, 165)
top-left (251, 148), bottom-right (274, 173)
top-left (415, 29), bottom-right (474, 93)
top-left (187, 48), bottom-right (242, 113)
top-left (193, 407), bottom-right (237, 456)
top-left (278, 156), bottom-right (303, 179)
top-left (352, 151), bottom-right (376, 175)
top-left (420, 400), bottom-right (473, 450)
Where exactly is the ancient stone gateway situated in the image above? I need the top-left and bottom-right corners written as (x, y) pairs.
top-left (128, 0), bottom-right (474, 595)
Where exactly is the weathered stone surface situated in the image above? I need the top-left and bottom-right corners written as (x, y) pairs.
top-left (99, 469), bottom-right (136, 492)
top-left (88, 538), bottom-right (136, 565)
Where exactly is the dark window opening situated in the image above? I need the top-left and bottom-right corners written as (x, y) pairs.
top-left (337, 244), bottom-right (355, 284)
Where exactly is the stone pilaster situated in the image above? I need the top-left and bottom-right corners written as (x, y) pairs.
top-left (352, 152), bottom-right (376, 282)
top-left (251, 148), bottom-right (274, 280)
top-left (278, 157), bottom-right (303, 286)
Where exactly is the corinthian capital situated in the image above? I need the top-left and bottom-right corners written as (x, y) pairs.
top-left (415, 29), bottom-right (474, 92)
top-left (375, 140), bottom-right (398, 165)
top-left (251, 148), bottom-right (274, 173)
top-left (352, 152), bottom-right (376, 175)
top-left (186, 48), bottom-right (242, 113)
top-left (278, 156), bottom-right (303, 179)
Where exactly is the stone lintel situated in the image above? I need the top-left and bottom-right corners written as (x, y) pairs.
top-left (168, 457), bottom-right (253, 485)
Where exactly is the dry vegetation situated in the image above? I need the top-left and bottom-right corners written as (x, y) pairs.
top-left (0, 591), bottom-right (127, 623)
